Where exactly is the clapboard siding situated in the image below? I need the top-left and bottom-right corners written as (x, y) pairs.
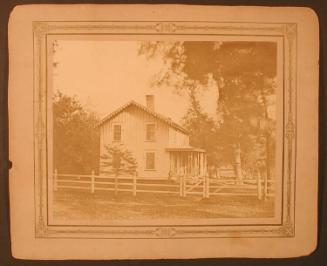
top-left (168, 127), bottom-right (189, 147)
top-left (99, 105), bottom-right (188, 178)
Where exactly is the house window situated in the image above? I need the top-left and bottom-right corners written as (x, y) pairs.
top-left (145, 152), bottom-right (155, 170)
top-left (113, 124), bottom-right (121, 141)
top-left (146, 124), bottom-right (155, 141)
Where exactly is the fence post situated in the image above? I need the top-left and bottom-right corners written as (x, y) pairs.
top-left (91, 170), bottom-right (95, 193)
top-left (206, 174), bottom-right (210, 198)
top-left (264, 173), bottom-right (268, 201)
top-left (182, 174), bottom-right (186, 197)
top-left (217, 168), bottom-right (221, 179)
top-left (257, 170), bottom-right (262, 200)
top-left (54, 169), bottom-right (58, 191)
top-left (115, 173), bottom-right (118, 195)
top-left (133, 171), bottom-right (137, 196)
top-left (203, 175), bottom-right (206, 198)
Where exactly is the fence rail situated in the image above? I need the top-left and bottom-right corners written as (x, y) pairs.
top-left (53, 169), bottom-right (274, 200)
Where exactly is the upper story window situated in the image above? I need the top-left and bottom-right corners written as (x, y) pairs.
top-left (113, 124), bottom-right (121, 141)
top-left (146, 123), bottom-right (155, 141)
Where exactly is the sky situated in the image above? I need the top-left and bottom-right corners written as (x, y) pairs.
top-left (52, 40), bottom-right (218, 123)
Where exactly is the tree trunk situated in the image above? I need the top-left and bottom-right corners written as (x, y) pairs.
top-left (233, 143), bottom-right (243, 184)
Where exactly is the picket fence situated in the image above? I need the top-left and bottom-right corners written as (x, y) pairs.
top-left (53, 170), bottom-right (274, 200)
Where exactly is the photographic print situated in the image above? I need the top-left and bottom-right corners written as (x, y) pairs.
top-left (50, 40), bottom-right (278, 225)
top-left (35, 22), bottom-right (289, 237)
top-left (9, 5), bottom-right (318, 259)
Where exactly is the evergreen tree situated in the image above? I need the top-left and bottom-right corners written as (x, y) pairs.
top-left (100, 144), bottom-right (137, 176)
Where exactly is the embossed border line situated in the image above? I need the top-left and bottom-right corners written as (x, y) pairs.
top-left (33, 21), bottom-right (297, 239)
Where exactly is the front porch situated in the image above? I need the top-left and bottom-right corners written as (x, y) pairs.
top-left (166, 147), bottom-right (207, 180)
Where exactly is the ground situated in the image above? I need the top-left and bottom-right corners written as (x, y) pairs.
top-left (52, 189), bottom-right (274, 222)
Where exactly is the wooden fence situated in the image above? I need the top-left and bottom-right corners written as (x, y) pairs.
top-left (53, 170), bottom-right (274, 200)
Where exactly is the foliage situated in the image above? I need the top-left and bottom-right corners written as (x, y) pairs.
top-left (100, 144), bottom-right (137, 176)
top-left (139, 41), bottom-right (277, 176)
top-left (181, 88), bottom-right (221, 166)
top-left (53, 91), bottom-right (100, 174)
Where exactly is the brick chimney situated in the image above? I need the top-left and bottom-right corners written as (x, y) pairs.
top-left (146, 95), bottom-right (155, 112)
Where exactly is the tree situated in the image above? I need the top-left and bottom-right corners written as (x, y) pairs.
top-left (182, 87), bottom-right (220, 167)
top-left (139, 41), bottom-right (276, 179)
top-left (100, 144), bottom-right (137, 176)
top-left (53, 91), bottom-right (100, 174)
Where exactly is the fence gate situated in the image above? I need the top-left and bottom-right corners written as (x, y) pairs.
top-left (53, 170), bottom-right (273, 200)
top-left (179, 175), bottom-right (209, 198)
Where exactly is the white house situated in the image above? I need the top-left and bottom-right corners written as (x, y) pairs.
top-left (97, 95), bottom-right (207, 179)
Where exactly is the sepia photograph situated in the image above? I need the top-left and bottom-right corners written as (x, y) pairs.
top-left (49, 40), bottom-right (278, 224)
top-left (8, 5), bottom-right (319, 259)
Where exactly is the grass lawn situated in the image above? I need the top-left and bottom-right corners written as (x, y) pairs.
top-left (52, 189), bottom-right (274, 222)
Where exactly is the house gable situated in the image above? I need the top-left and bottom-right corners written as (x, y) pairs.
top-left (99, 104), bottom-right (174, 178)
top-left (97, 101), bottom-right (189, 135)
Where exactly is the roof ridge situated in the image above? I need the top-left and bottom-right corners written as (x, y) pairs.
top-left (97, 100), bottom-right (189, 134)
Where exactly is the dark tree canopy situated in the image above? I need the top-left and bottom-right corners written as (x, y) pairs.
top-left (140, 41), bottom-right (277, 84)
top-left (139, 41), bottom-right (277, 176)
top-left (53, 91), bottom-right (100, 174)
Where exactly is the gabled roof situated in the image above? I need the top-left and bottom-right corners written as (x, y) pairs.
top-left (97, 100), bottom-right (189, 135)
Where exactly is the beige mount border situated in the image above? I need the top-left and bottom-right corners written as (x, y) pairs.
top-left (33, 21), bottom-right (297, 239)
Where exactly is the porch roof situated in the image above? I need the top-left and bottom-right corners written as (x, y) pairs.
top-left (165, 146), bottom-right (205, 153)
